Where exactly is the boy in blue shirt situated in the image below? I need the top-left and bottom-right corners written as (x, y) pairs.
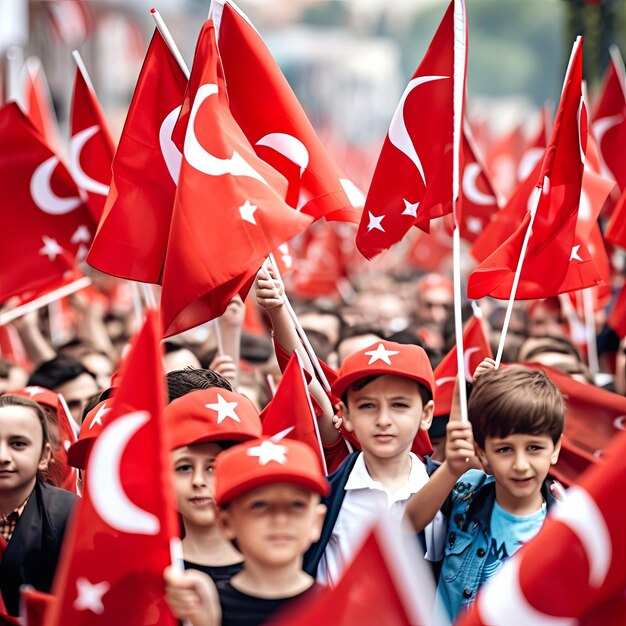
top-left (404, 363), bottom-right (564, 620)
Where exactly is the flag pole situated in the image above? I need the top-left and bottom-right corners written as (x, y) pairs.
top-left (452, 0), bottom-right (468, 422)
top-left (71, 50), bottom-right (96, 93)
top-left (494, 185), bottom-right (542, 367)
top-left (150, 8), bottom-right (190, 79)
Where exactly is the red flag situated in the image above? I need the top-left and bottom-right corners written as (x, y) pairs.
top-left (456, 428), bottom-right (626, 626)
top-left (405, 225), bottom-right (453, 273)
top-left (160, 20), bottom-right (311, 337)
top-left (467, 39), bottom-right (603, 300)
top-left (87, 29), bottom-right (187, 284)
top-left (0, 103), bottom-right (94, 303)
top-left (607, 282), bottom-right (626, 338)
top-left (271, 518), bottom-right (435, 625)
top-left (516, 107), bottom-right (550, 184)
top-left (433, 314), bottom-right (492, 416)
top-left (483, 121), bottom-right (526, 202)
top-left (69, 58), bottom-right (115, 224)
top-left (20, 588), bottom-right (55, 626)
top-left (356, 0), bottom-right (467, 259)
top-left (605, 185), bottom-right (626, 250)
top-left (210, 0), bottom-right (360, 224)
top-left (49, 311), bottom-right (178, 626)
top-left (44, 0), bottom-right (91, 45)
top-left (592, 46), bottom-right (626, 192)
top-left (261, 352), bottom-right (327, 473)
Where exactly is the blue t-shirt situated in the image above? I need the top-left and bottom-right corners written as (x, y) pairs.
top-left (480, 500), bottom-right (546, 584)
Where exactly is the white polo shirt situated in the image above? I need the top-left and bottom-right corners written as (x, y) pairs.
top-left (317, 452), bottom-right (438, 586)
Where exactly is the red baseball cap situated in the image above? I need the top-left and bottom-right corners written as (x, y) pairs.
top-left (331, 340), bottom-right (435, 400)
top-left (164, 388), bottom-right (262, 451)
top-left (67, 400), bottom-right (112, 469)
top-left (10, 386), bottom-right (59, 408)
top-left (214, 437), bottom-right (330, 506)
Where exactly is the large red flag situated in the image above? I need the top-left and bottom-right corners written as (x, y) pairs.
top-left (356, 0), bottom-right (467, 259)
top-left (210, 0), bottom-right (360, 224)
top-left (607, 281), bottom-right (626, 338)
top-left (467, 38), bottom-right (604, 300)
top-left (605, 185), bottom-right (626, 250)
top-left (0, 103), bottom-right (94, 303)
top-left (69, 58), bottom-right (115, 224)
top-left (160, 21), bottom-right (312, 337)
top-left (592, 46), bottom-right (626, 193)
top-left (87, 29), bottom-right (187, 284)
top-left (49, 311), bottom-right (178, 626)
top-left (456, 428), bottom-right (626, 626)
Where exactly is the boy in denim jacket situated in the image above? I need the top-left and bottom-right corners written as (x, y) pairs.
top-left (404, 364), bottom-right (564, 620)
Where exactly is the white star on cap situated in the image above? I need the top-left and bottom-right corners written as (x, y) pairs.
top-left (39, 236), bottom-right (63, 261)
top-left (367, 211), bottom-right (385, 233)
top-left (205, 394), bottom-right (241, 424)
top-left (364, 343), bottom-right (400, 365)
top-left (89, 403), bottom-right (110, 429)
top-left (247, 440), bottom-right (288, 465)
top-left (239, 200), bottom-right (257, 225)
top-left (24, 386), bottom-right (46, 397)
top-left (570, 245), bottom-right (583, 262)
top-left (71, 225), bottom-right (91, 244)
top-left (73, 577), bottom-right (109, 614)
top-left (401, 199), bottom-right (420, 218)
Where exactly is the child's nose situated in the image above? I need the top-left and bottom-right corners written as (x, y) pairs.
top-left (512, 452), bottom-right (530, 471)
top-left (191, 468), bottom-right (208, 486)
top-left (0, 442), bottom-right (10, 462)
top-left (375, 406), bottom-right (393, 426)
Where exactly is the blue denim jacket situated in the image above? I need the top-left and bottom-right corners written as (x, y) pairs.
top-left (436, 469), bottom-right (558, 621)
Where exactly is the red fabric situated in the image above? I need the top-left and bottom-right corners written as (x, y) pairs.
top-left (213, 1), bottom-right (359, 224)
top-left (20, 588), bottom-right (55, 626)
top-left (49, 312), bottom-right (178, 626)
top-left (160, 21), bottom-right (311, 337)
top-left (605, 185), bottom-right (626, 250)
top-left (483, 122), bottom-right (526, 202)
top-left (432, 315), bottom-right (492, 416)
top-left (69, 64), bottom-right (115, 224)
top-left (87, 30), bottom-right (187, 284)
top-left (468, 40), bottom-right (603, 300)
top-left (457, 427), bottom-right (626, 626)
top-left (356, 1), bottom-right (466, 259)
top-left (66, 399), bottom-right (111, 470)
top-left (0, 103), bottom-right (93, 303)
top-left (0, 326), bottom-right (30, 370)
top-left (592, 50), bottom-right (626, 193)
top-left (405, 226), bottom-right (453, 273)
top-left (608, 282), bottom-right (626, 338)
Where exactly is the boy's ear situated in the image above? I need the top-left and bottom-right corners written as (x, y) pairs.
top-left (418, 400), bottom-right (435, 431)
top-left (475, 443), bottom-right (490, 471)
top-left (309, 503), bottom-right (327, 544)
top-left (338, 401), bottom-right (354, 433)
top-left (38, 443), bottom-right (52, 472)
top-left (550, 436), bottom-right (562, 465)
top-left (216, 509), bottom-right (236, 541)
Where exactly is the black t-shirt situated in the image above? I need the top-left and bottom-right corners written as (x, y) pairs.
top-left (184, 560), bottom-right (244, 584)
top-left (216, 580), bottom-right (320, 626)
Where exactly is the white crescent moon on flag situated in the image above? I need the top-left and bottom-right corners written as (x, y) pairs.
top-left (462, 163), bottom-right (496, 206)
top-left (69, 126), bottom-right (111, 196)
top-left (88, 410), bottom-right (160, 535)
top-left (464, 347), bottom-right (480, 382)
top-left (613, 415), bottom-right (626, 431)
top-left (30, 156), bottom-right (83, 215)
top-left (256, 132), bottom-right (309, 176)
top-left (517, 147), bottom-right (544, 182)
top-left (388, 75), bottom-right (449, 186)
top-left (435, 376), bottom-right (456, 387)
top-left (159, 105), bottom-right (183, 184)
top-left (592, 114), bottom-right (623, 180)
top-left (184, 83), bottom-right (266, 184)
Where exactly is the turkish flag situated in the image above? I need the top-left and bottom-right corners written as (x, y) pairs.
top-left (87, 29), bottom-right (187, 284)
top-left (260, 352), bottom-right (327, 473)
top-left (516, 106), bottom-right (550, 184)
top-left (592, 47), bottom-right (626, 193)
top-left (20, 588), bottom-right (55, 626)
top-left (405, 224), bottom-right (453, 273)
top-left (69, 60), bottom-right (115, 224)
top-left (608, 282), bottom-right (626, 339)
top-left (433, 314), bottom-right (492, 416)
top-left (456, 428), bottom-right (626, 626)
top-left (0, 103), bottom-right (94, 303)
top-left (210, 0), bottom-right (360, 224)
top-left (605, 185), bottom-right (626, 250)
top-left (483, 121), bottom-right (526, 202)
top-left (49, 311), bottom-right (178, 626)
top-left (271, 518), bottom-right (436, 625)
top-left (356, 0), bottom-right (467, 259)
top-left (160, 20), bottom-right (312, 337)
top-left (467, 39), bottom-right (604, 300)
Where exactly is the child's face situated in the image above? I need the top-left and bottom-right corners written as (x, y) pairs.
top-left (478, 432), bottom-right (561, 514)
top-left (342, 375), bottom-right (434, 462)
top-left (217, 483), bottom-right (326, 568)
top-left (172, 442), bottom-right (223, 528)
top-left (0, 406), bottom-right (51, 502)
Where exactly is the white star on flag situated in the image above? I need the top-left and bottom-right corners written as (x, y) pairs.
top-left (205, 394), bottom-right (241, 424)
top-left (39, 236), bottom-right (63, 261)
top-left (24, 386), bottom-right (46, 397)
top-left (367, 212), bottom-right (385, 232)
top-left (239, 200), bottom-right (257, 225)
top-left (364, 343), bottom-right (400, 365)
top-left (89, 403), bottom-right (110, 429)
top-left (401, 199), bottom-right (420, 218)
top-left (570, 245), bottom-right (583, 262)
top-left (73, 577), bottom-right (110, 614)
top-left (247, 440), bottom-right (288, 465)
top-left (71, 225), bottom-right (91, 244)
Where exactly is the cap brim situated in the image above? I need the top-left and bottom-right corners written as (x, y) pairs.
top-left (66, 438), bottom-right (94, 470)
top-left (331, 368), bottom-right (433, 401)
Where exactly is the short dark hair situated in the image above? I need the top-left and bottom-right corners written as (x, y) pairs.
top-left (468, 366), bottom-right (564, 449)
top-left (166, 367), bottom-right (233, 403)
top-left (27, 355), bottom-right (95, 390)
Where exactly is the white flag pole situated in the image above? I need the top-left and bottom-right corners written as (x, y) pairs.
top-left (452, 0), bottom-right (468, 422)
top-left (71, 50), bottom-right (96, 93)
top-left (150, 8), bottom-right (190, 79)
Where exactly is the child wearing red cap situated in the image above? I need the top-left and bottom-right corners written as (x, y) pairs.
top-left (164, 388), bottom-right (262, 584)
top-left (302, 339), bottom-right (440, 586)
top-left (164, 437), bottom-right (328, 626)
